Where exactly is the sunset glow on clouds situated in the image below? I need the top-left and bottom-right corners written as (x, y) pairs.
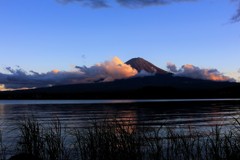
top-left (167, 63), bottom-right (236, 82)
top-left (0, 84), bottom-right (6, 91)
top-left (76, 57), bottom-right (138, 82)
top-left (0, 84), bottom-right (31, 91)
top-left (0, 57), bottom-right (238, 91)
top-left (0, 57), bottom-right (138, 91)
top-left (52, 69), bottom-right (60, 74)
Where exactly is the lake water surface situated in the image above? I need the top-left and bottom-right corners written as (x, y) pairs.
top-left (0, 99), bottom-right (240, 131)
top-left (0, 99), bottom-right (240, 157)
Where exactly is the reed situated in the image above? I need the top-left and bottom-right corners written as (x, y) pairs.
top-left (15, 116), bottom-right (70, 160)
top-left (4, 116), bottom-right (240, 160)
top-left (71, 119), bottom-right (143, 160)
top-left (44, 118), bottom-right (70, 160)
top-left (0, 130), bottom-right (6, 160)
top-left (16, 116), bottom-right (45, 159)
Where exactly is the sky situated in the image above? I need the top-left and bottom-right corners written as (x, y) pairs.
top-left (0, 0), bottom-right (240, 90)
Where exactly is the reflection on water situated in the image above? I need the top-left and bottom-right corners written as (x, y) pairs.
top-left (0, 100), bottom-right (239, 131)
top-left (0, 99), bottom-right (239, 158)
top-left (112, 110), bottom-right (138, 133)
top-left (0, 99), bottom-right (239, 156)
top-left (0, 104), bottom-right (5, 117)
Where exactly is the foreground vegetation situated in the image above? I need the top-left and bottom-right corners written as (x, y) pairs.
top-left (1, 117), bottom-right (240, 160)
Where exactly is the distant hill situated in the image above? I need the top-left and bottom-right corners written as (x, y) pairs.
top-left (126, 57), bottom-right (169, 74)
top-left (0, 74), bottom-right (239, 99)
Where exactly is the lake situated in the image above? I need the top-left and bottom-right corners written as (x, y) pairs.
top-left (0, 99), bottom-right (240, 131)
top-left (1, 99), bottom-right (240, 158)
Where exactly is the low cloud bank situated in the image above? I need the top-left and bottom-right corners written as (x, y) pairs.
top-left (0, 57), bottom-right (137, 91)
top-left (167, 63), bottom-right (236, 82)
top-left (0, 57), bottom-right (237, 91)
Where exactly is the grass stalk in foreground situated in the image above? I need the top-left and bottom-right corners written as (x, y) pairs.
top-left (0, 130), bottom-right (6, 160)
top-left (4, 116), bottom-right (240, 160)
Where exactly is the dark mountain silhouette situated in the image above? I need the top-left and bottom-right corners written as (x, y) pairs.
top-left (0, 57), bottom-right (240, 99)
top-left (126, 57), bottom-right (169, 74)
top-left (0, 74), bottom-right (239, 99)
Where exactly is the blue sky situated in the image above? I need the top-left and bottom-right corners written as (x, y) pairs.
top-left (0, 0), bottom-right (240, 81)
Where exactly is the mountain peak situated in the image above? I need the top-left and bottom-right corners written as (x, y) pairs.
top-left (125, 57), bottom-right (168, 74)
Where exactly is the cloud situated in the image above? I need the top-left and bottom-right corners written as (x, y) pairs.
top-left (166, 62), bottom-right (177, 73)
top-left (57, 0), bottom-right (109, 8)
top-left (167, 63), bottom-right (236, 82)
top-left (81, 54), bottom-right (86, 59)
top-left (0, 84), bottom-right (6, 91)
top-left (116, 0), bottom-right (196, 8)
top-left (57, 0), bottom-right (240, 22)
top-left (231, 0), bottom-right (240, 22)
top-left (57, 0), bottom-right (196, 8)
top-left (0, 83), bottom-right (30, 91)
top-left (135, 70), bottom-right (155, 77)
top-left (0, 69), bottom-right (81, 90)
top-left (75, 56), bottom-right (138, 82)
top-left (0, 57), bottom-right (138, 91)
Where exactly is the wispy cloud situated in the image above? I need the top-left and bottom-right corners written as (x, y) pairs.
top-left (231, 0), bottom-right (240, 22)
top-left (166, 63), bottom-right (236, 82)
top-left (57, 0), bottom-right (240, 22)
top-left (57, 0), bottom-right (109, 8)
top-left (57, 0), bottom-right (197, 8)
top-left (116, 0), bottom-right (196, 8)
top-left (0, 57), bottom-right (137, 91)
